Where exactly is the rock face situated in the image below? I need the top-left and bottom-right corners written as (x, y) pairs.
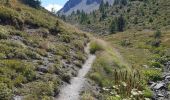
top-left (58, 0), bottom-right (115, 16)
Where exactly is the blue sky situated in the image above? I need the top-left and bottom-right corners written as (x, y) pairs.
top-left (41, 0), bottom-right (68, 11)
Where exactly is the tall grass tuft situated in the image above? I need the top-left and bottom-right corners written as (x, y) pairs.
top-left (89, 39), bottom-right (104, 54)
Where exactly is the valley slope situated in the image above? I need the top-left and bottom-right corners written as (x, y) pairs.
top-left (60, 0), bottom-right (170, 99)
top-left (0, 1), bottom-right (89, 99)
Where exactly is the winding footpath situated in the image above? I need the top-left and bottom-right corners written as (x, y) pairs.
top-left (57, 43), bottom-right (96, 100)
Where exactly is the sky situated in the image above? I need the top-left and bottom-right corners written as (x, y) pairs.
top-left (41, 0), bottom-right (68, 11)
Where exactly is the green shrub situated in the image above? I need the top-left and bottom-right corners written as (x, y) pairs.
top-left (0, 31), bottom-right (8, 39)
top-left (59, 34), bottom-right (72, 43)
top-left (106, 96), bottom-right (121, 100)
top-left (0, 26), bottom-right (9, 39)
top-left (0, 6), bottom-right (23, 29)
top-left (25, 50), bottom-right (41, 59)
top-left (36, 48), bottom-right (48, 57)
top-left (13, 74), bottom-right (26, 87)
top-left (143, 87), bottom-right (153, 98)
top-left (151, 39), bottom-right (161, 47)
top-left (150, 61), bottom-right (162, 68)
top-left (23, 68), bottom-right (36, 82)
top-left (120, 39), bottom-right (131, 47)
top-left (9, 30), bottom-right (26, 37)
top-left (14, 49), bottom-right (28, 59)
top-left (90, 41), bottom-right (104, 54)
top-left (81, 92), bottom-right (94, 100)
top-left (0, 53), bottom-right (6, 59)
top-left (0, 60), bottom-right (36, 82)
top-left (168, 84), bottom-right (170, 91)
top-left (72, 40), bottom-right (84, 51)
top-left (154, 30), bottom-right (161, 39)
top-left (0, 83), bottom-right (12, 100)
top-left (62, 74), bottom-right (71, 83)
top-left (89, 72), bottom-right (102, 86)
top-left (23, 81), bottom-right (55, 98)
top-left (143, 69), bottom-right (162, 81)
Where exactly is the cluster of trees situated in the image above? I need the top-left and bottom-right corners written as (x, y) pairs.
top-left (79, 11), bottom-right (90, 24)
top-left (99, 1), bottom-right (110, 20)
top-left (114, 0), bottom-right (128, 5)
top-left (109, 15), bottom-right (126, 34)
top-left (21, 0), bottom-right (41, 8)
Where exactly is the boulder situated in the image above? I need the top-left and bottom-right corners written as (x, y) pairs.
top-left (153, 83), bottom-right (166, 90)
top-left (37, 66), bottom-right (48, 73)
top-left (150, 82), bottom-right (157, 89)
top-left (157, 93), bottom-right (164, 97)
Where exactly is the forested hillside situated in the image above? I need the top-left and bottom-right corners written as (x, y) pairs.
top-left (63, 0), bottom-right (170, 34)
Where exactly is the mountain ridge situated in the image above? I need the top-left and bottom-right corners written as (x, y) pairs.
top-left (58, 0), bottom-right (114, 16)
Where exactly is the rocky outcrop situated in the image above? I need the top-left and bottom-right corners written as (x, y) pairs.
top-left (150, 61), bottom-right (170, 100)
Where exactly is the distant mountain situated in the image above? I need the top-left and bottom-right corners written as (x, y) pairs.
top-left (58, 0), bottom-right (114, 15)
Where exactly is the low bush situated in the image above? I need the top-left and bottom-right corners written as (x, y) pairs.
top-left (143, 69), bottom-right (162, 82)
top-left (62, 74), bottom-right (71, 83)
top-left (151, 39), bottom-right (161, 47)
top-left (154, 30), bottom-right (161, 39)
top-left (22, 81), bottom-right (55, 99)
top-left (168, 84), bottom-right (170, 91)
top-left (0, 26), bottom-right (9, 39)
top-left (106, 96), bottom-right (121, 100)
top-left (0, 6), bottom-right (23, 29)
top-left (90, 40), bottom-right (104, 54)
top-left (0, 83), bottom-right (12, 100)
top-left (143, 87), bottom-right (153, 98)
top-left (81, 92), bottom-right (94, 100)
top-left (89, 72), bottom-right (103, 86)
top-left (150, 61), bottom-right (162, 68)
top-left (120, 39), bottom-right (131, 47)
top-left (0, 31), bottom-right (8, 39)
top-left (0, 53), bottom-right (6, 59)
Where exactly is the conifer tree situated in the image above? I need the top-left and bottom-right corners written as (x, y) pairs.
top-left (110, 19), bottom-right (117, 34)
top-left (117, 15), bottom-right (126, 32)
top-left (21, 0), bottom-right (41, 8)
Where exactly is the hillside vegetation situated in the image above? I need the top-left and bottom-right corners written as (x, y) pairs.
top-left (60, 0), bottom-right (170, 99)
top-left (63, 0), bottom-right (170, 34)
top-left (0, 0), bottom-right (89, 99)
top-left (81, 30), bottom-right (170, 99)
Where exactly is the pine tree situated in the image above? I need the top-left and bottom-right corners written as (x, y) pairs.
top-left (79, 11), bottom-right (89, 24)
top-left (61, 15), bottom-right (66, 21)
top-left (105, 1), bottom-right (109, 8)
top-left (110, 20), bottom-right (117, 34)
top-left (117, 15), bottom-right (126, 32)
top-left (99, 0), bottom-right (105, 13)
top-left (121, 0), bottom-right (128, 5)
top-left (99, 0), bottom-right (107, 21)
top-left (21, 0), bottom-right (41, 8)
top-left (76, 10), bottom-right (80, 14)
top-left (114, 0), bottom-right (119, 5)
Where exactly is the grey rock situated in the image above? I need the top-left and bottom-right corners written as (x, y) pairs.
top-left (37, 66), bottom-right (48, 73)
top-left (157, 93), bottom-right (164, 97)
top-left (153, 83), bottom-right (166, 90)
top-left (151, 82), bottom-right (157, 89)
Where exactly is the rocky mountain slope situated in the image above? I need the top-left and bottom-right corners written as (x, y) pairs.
top-left (58, 0), bottom-right (114, 16)
top-left (0, 0), bottom-right (89, 99)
